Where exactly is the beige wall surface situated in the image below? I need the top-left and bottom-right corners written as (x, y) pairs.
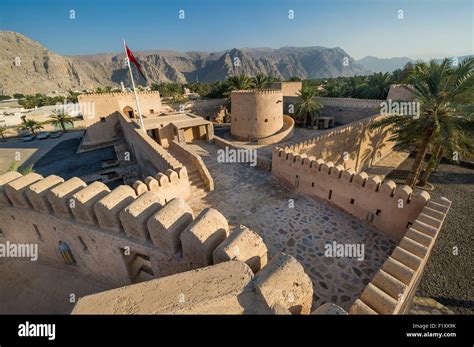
top-left (285, 114), bottom-right (395, 172)
top-left (230, 90), bottom-right (284, 140)
top-left (118, 114), bottom-right (182, 177)
top-left (270, 82), bottom-right (302, 97)
top-left (272, 150), bottom-right (431, 241)
top-left (78, 91), bottom-right (162, 147)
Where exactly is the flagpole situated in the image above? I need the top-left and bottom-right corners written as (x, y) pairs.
top-left (123, 39), bottom-right (145, 132)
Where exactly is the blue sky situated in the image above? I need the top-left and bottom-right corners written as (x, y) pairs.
top-left (0, 0), bottom-right (472, 59)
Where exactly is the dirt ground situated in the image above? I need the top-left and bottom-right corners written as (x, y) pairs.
top-left (387, 159), bottom-right (474, 314)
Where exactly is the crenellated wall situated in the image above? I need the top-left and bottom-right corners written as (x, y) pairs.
top-left (0, 170), bottom-right (315, 315)
top-left (350, 198), bottom-right (452, 314)
top-left (72, 252), bottom-right (314, 315)
top-left (0, 172), bottom-right (259, 287)
top-left (280, 114), bottom-right (395, 172)
top-left (272, 148), bottom-right (431, 241)
top-left (283, 96), bottom-right (383, 124)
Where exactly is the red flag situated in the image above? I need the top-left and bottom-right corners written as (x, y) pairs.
top-left (125, 43), bottom-right (147, 81)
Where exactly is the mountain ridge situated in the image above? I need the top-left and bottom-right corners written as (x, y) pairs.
top-left (0, 31), bottom-right (370, 94)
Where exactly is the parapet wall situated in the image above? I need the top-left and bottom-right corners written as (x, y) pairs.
top-left (283, 96), bottom-right (383, 124)
top-left (78, 91), bottom-right (162, 147)
top-left (72, 253), bottom-right (314, 314)
top-left (0, 171), bottom-right (314, 314)
top-left (272, 149), bottom-right (430, 241)
top-left (350, 198), bottom-right (451, 314)
top-left (281, 114), bottom-right (395, 172)
top-left (118, 113), bottom-right (183, 177)
top-left (82, 91), bottom-right (161, 98)
top-left (170, 140), bottom-right (214, 191)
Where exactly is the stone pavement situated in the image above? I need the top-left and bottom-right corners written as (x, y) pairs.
top-left (185, 141), bottom-right (396, 311)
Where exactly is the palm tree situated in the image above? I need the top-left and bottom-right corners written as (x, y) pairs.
top-left (66, 89), bottom-right (79, 103)
top-left (225, 74), bottom-right (254, 95)
top-left (0, 126), bottom-right (11, 142)
top-left (294, 86), bottom-right (323, 128)
top-left (19, 119), bottom-right (43, 136)
top-left (50, 109), bottom-right (74, 131)
top-left (367, 72), bottom-right (393, 99)
top-left (253, 73), bottom-right (271, 89)
top-left (417, 58), bottom-right (474, 185)
top-left (9, 161), bottom-right (34, 174)
top-left (370, 58), bottom-right (474, 188)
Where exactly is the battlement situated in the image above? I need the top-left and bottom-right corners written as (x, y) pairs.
top-left (72, 252), bottom-right (314, 314)
top-left (350, 197), bottom-right (451, 314)
top-left (79, 90), bottom-right (161, 98)
top-left (279, 114), bottom-right (384, 153)
top-left (0, 170), bottom-right (190, 243)
top-left (315, 97), bottom-right (384, 109)
top-left (276, 113), bottom-right (394, 172)
top-left (0, 171), bottom-right (314, 314)
top-left (272, 148), bottom-right (431, 241)
top-left (231, 89), bottom-right (283, 95)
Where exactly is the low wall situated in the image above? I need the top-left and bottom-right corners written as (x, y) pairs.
top-left (72, 253), bottom-right (314, 315)
top-left (0, 171), bottom-right (314, 315)
top-left (256, 115), bottom-right (295, 145)
top-left (131, 167), bottom-right (191, 203)
top-left (272, 150), bottom-right (430, 241)
top-left (281, 114), bottom-right (395, 172)
top-left (118, 113), bottom-right (182, 177)
top-left (283, 96), bottom-right (383, 125)
top-left (170, 140), bottom-right (214, 191)
top-left (0, 172), bottom-right (258, 287)
top-left (350, 198), bottom-right (452, 314)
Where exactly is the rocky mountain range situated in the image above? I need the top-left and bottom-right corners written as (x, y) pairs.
top-left (0, 31), bottom-right (370, 95)
top-left (1, 31), bottom-right (469, 95)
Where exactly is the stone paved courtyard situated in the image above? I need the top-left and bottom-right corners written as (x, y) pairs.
top-left (186, 141), bottom-right (396, 311)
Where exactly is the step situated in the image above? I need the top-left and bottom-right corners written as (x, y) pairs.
top-left (360, 283), bottom-right (398, 314)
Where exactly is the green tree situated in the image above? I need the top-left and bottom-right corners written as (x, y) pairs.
top-left (225, 74), bottom-right (254, 95)
top-left (253, 73), bottom-right (271, 89)
top-left (371, 58), bottom-right (474, 187)
top-left (19, 119), bottom-right (43, 136)
top-left (294, 86), bottom-right (323, 127)
top-left (66, 89), bottom-right (79, 103)
top-left (8, 161), bottom-right (34, 174)
top-left (49, 109), bottom-right (75, 131)
top-left (0, 126), bottom-right (11, 141)
top-left (367, 72), bottom-right (392, 99)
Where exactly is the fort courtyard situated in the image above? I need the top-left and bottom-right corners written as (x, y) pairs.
top-left (0, 82), bottom-right (466, 315)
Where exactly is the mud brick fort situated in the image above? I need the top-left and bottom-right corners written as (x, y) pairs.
top-left (0, 82), bottom-right (451, 314)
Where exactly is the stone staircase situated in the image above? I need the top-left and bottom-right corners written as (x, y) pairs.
top-left (168, 145), bottom-right (207, 199)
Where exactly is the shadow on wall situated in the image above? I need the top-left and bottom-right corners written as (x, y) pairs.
top-left (298, 115), bottom-right (394, 172)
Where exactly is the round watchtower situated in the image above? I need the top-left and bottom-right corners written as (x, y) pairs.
top-left (230, 89), bottom-right (283, 141)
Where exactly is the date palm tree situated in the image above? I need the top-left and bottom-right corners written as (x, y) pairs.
top-left (0, 125), bottom-right (11, 142)
top-left (253, 73), bottom-right (271, 89)
top-left (367, 72), bottom-right (393, 99)
top-left (294, 86), bottom-right (323, 128)
top-left (371, 58), bottom-right (474, 187)
top-left (225, 74), bottom-right (254, 95)
top-left (50, 109), bottom-right (74, 131)
top-left (19, 119), bottom-right (43, 136)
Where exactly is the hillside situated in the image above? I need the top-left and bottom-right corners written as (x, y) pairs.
top-left (0, 31), bottom-right (370, 94)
